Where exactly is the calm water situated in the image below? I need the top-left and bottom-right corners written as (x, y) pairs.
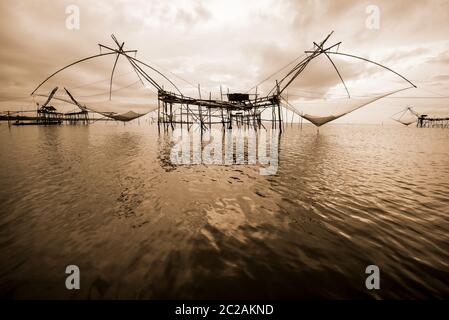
top-left (0, 122), bottom-right (448, 299)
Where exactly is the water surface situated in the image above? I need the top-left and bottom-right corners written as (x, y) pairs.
top-left (0, 123), bottom-right (448, 299)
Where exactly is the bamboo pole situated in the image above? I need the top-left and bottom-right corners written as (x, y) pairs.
top-left (276, 80), bottom-right (282, 133)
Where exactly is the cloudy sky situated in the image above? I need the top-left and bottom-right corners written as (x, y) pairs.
top-left (1, 0), bottom-right (448, 123)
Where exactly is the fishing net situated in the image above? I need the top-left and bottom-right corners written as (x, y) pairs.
top-left (32, 85), bottom-right (157, 121)
top-left (391, 107), bottom-right (418, 126)
top-left (79, 100), bottom-right (155, 121)
top-left (284, 87), bottom-right (412, 126)
top-left (28, 48), bottom-right (170, 121)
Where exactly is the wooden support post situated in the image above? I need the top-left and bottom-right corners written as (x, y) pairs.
top-left (180, 102), bottom-right (183, 130)
top-left (220, 85), bottom-right (225, 126)
top-left (157, 96), bottom-right (161, 131)
top-left (186, 103), bottom-right (190, 130)
top-left (209, 92), bottom-right (212, 129)
top-left (198, 84), bottom-right (204, 128)
top-left (276, 80), bottom-right (282, 133)
top-left (164, 101), bottom-right (168, 131)
top-left (198, 104), bottom-right (203, 128)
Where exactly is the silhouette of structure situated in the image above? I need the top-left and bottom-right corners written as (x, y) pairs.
top-left (391, 107), bottom-right (419, 126)
top-left (391, 107), bottom-right (449, 128)
top-left (1, 87), bottom-right (89, 126)
top-left (417, 114), bottom-right (449, 128)
top-left (28, 32), bottom-right (416, 131)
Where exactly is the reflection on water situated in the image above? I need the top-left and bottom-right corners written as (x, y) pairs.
top-left (0, 123), bottom-right (448, 299)
top-left (165, 127), bottom-right (280, 175)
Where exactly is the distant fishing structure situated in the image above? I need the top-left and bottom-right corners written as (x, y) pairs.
top-left (0, 86), bottom-right (89, 126)
top-left (391, 107), bottom-right (420, 126)
top-left (391, 107), bottom-right (449, 128)
top-left (3, 32), bottom-right (418, 129)
top-left (416, 114), bottom-right (449, 128)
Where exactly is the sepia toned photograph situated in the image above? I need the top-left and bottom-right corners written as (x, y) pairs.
top-left (0, 0), bottom-right (448, 309)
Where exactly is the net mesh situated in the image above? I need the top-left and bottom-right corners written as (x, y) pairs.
top-left (284, 87), bottom-right (412, 126)
top-left (391, 107), bottom-right (418, 126)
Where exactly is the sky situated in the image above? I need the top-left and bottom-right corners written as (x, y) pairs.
top-left (0, 0), bottom-right (448, 123)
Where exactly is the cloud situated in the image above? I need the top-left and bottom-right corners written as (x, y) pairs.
top-left (432, 74), bottom-right (449, 81)
top-left (175, 1), bottom-right (211, 26)
top-left (427, 50), bottom-right (449, 65)
top-left (0, 0), bottom-right (448, 123)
